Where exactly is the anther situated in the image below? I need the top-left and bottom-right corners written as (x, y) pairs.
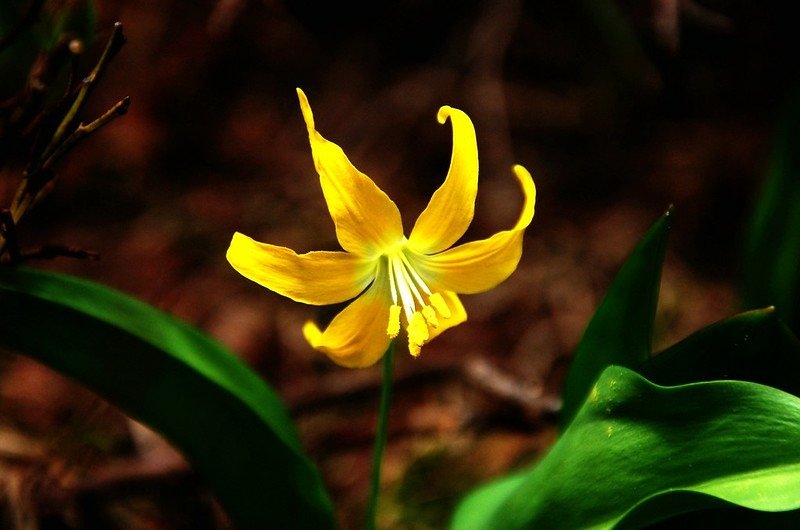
top-left (422, 305), bottom-right (438, 327)
top-left (387, 305), bottom-right (401, 338)
top-left (407, 311), bottom-right (429, 357)
top-left (429, 292), bottom-right (451, 319)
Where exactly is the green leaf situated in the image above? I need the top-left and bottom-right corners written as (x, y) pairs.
top-left (560, 208), bottom-right (671, 428)
top-left (641, 307), bottom-right (800, 395)
top-left (0, 266), bottom-right (336, 530)
top-left (449, 472), bottom-right (527, 530)
top-left (742, 87), bottom-right (800, 334)
top-left (452, 366), bottom-right (800, 530)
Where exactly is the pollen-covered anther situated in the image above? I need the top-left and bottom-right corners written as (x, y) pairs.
top-left (387, 304), bottom-right (401, 338)
top-left (407, 311), bottom-right (430, 357)
top-left (429, 292), bottom-right (451, 319)
top-left (421, 304), bottom-right (439, 327)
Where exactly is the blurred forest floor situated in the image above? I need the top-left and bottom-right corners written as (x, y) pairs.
top-left (1, 0), bottom-right (796, 528)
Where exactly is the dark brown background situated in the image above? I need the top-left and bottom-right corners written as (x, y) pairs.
top-left (2, 1), bottom-right (797, 528)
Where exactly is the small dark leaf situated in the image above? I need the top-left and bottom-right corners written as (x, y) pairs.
top-left (641, 308), bottom-right (800, 395)
top-left (560, 208), bottom-right (671, 428)
top-left (742, 86), bottom-right (800, 334)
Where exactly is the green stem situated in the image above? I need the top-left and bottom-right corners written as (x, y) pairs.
top-left (365, 342), bottom-right (396, 530)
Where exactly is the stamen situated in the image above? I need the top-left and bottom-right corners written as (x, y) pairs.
top-left (387, 305), bottom-right (401, 338)
top-left (407, 311), bottom-right (429, 357)
top-left (396, 256), bottom-right (426, 308)
top-left (386, 249), bottom-right (446, 349)
top-left (387, 256), bottom-right (398, 304)
top-left (429, 292), bottom-right (451, 319)
top-left (421, 305), bottom-right (438, 327)
top-left (391, 255), bottom-right (416, 322)
top-left (398, 252), bottom-right (432, 295)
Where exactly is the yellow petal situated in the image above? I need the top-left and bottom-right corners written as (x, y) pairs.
top-left (408, 106), bottom-right (479, 254)
top-left (416, 165), bottom-right (535, 294)
top-left (227, 232), bottom-right (376, 305)
top-left (296, 88), bottom-right (404, 257)
top-left (302, 261), bottom-right (392, 368)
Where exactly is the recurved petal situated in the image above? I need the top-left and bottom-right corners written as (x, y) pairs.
top-left (297, 88), bottom-right (404, 257)
top-left (227, 232), bottom-right (376, 305)
top-left (417, 165), bottom-right (536, 294)
top-left (302, 261), bottom-right (392, 368)
top-left (408, 106), bottom-right (479, 254)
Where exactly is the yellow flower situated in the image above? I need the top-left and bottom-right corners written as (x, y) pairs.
top-left (227, 89), bottom-right (536, 368)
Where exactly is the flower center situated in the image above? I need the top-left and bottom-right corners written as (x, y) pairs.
top-left (385, 248), bottom-right (451, 356)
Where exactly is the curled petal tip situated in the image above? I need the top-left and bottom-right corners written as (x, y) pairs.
top-left (512, 164), bottom-right (531, 178)
top-left (437, 105), bottom-right (454, 124)
top-left (511, 164), bottom-right (536, 230)
top-left (302, 320), bottom-right (323, 346)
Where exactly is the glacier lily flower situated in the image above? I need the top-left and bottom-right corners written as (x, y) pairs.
top-left (227, 89), bottom-right (536, 368)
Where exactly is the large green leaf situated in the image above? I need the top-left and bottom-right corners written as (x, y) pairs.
top-left (641, 307), bottom-right (800, 395)
top-left (742, 87), bottom-right (800, 334)
top-left (0, 266), bottom-right (337, 530)
top-left (560, 208), bottom-right (671, 428)
top-left (452, 366), bottom-right (800, 530)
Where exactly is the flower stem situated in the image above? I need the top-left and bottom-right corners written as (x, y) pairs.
top-left (365, 342), bottom-right (396, 530)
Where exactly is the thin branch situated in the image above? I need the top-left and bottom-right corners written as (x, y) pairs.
top-left (9, 96), bottom-right (130, 218)
top-left (42, 95), bottom-right (130, 171)
top-left (462, 356), bottom-right (561, 416)
top-left (18, 244), bottom-right (100, 262)
top-left (39, 22), bottom-right (127, 165)
top-left (0, 22), bottom-right (127, 265)
top-left (9, 24), bottom-right (128, 222)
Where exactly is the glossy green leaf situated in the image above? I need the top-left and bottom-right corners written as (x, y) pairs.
top-left (453, 366), bottom-right (800, 530)
top-left (742, 87), bottom-right (800, 334)
top-left (641, 307), bottom-right (800, 395)
top-left (0, 266), bottom-right (336, 530)
top-left (560, 208), bottom-right (671, 428)
top-left (450, 472), bottom-right (527, 530)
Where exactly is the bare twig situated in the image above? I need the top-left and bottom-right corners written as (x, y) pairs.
top-left (10, 96), bottom-right (129, 222)
top-left (19, 245), bottom-right (99, 262)
top-left (462, 356), bottom-right (561, 416)
top-left (42, 96), bottom-right (130, 172)
top-left (0, 210), bottom-right (99, 264)
top-left (38, 22), bottom-right (127, 166)
top-left (0, 23), bottom-right (128, 261)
